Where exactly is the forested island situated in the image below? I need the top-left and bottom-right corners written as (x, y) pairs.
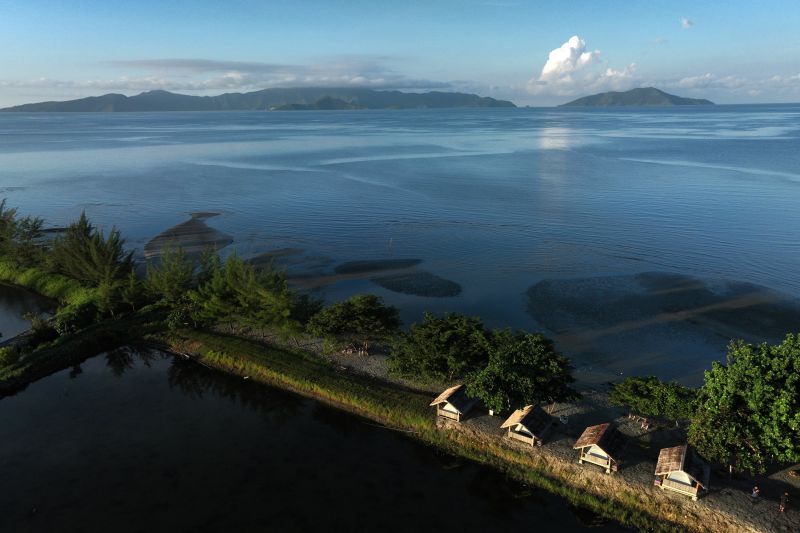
top-left (0, 88), bottom-right (516, 112)
top-left (560, 88), bottom-right (714, 107)
top-left (0, 200), bottom-right (797, 532)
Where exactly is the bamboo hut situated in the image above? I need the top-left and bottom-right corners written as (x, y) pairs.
top-left (654, 444), bottom-right (709, 500)
top-left (429, 384), bottom-right (476, 422)
top-left (500, 405), bottom-right (553, 447)
top-left (573, 423), bottom-right (626, 473)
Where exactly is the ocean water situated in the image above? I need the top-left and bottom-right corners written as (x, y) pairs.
top-left (2, 106), bottom-right (799, 383)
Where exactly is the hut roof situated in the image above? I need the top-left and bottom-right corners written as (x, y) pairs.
top-left (573, 423), bottom-right (627, 461)
top-left (500, 404), bottom-right (552, 436)
top-left (655, 444), bottom-right (709, 488)
top-left (429, 384), bottom-right (476, 414)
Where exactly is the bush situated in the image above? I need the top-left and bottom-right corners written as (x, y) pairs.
top-left (54, 301), bottom-right (99, 335)
top-left (0, 346), bottom-right (21, 367)
top-left (22, 312), bottom-right (58, 345)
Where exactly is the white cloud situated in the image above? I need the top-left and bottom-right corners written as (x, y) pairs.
top-left (538, 36), bottom-right (600, 82)
top-left (673, 73), bottom-right (746, 90)
top-left (681, 18), bottom-right (694, 29)
top-left (528, 36), bottom-right (638, 96)
top-left (0, 57), bottom-right (453, 95)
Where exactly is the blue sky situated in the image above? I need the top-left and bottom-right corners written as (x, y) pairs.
top-left (1, 0), bottom-right (799, 106)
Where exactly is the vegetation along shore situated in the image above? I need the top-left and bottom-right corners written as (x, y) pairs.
top-left (1, 199), bottom-right (798, 532)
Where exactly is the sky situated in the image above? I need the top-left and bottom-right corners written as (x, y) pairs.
top-left (1, 0), bottom-right (799, 107)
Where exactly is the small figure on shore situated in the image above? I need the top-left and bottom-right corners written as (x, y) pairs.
top-left (779, 492), bottom-right (788, 513)
top-left (751, 485), bottom-right (760, 501)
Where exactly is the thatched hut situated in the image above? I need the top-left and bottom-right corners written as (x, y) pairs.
top-left (654, 444), bottom-right (709, 500)
top-left (500, 405), bottom-right (553, 447)
top-left (429, 384), bottom-right (476, 422)
top-left (573, 423), bottom-right (626, 473)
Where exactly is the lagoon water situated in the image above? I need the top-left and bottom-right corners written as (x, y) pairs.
top-left (2, 106), bottom-right (800, 383)
top-left (0, 350), bottom-right (624, 532)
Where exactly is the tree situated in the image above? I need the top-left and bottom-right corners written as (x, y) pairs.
top-left (0, 199), bottom-right (45, 266)
top-left (609, 376), bottom-right (696, 423)
top-left (688, 335), bottom-right (800, 474)
top-left (389, 312), bottom-right (489, 381)
top-left (307, 294), bottom-right (400, 354)
top-left (49, 212), bottom-right (134, 288)
top-left (466, 330), bottom-right (579, 414)
top-left (145, 247), bottom-right (194, 305)
top-left (188, 254), bottom-right (297, 335)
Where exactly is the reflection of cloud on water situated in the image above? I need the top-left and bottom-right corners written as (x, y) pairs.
top-left (535, 126), bottom-right (575, 150)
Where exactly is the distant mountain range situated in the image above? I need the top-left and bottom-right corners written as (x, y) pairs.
top-left (560, 87), bottom-right (713, 107)
top-left (0, 88), bottom-right (516, 112)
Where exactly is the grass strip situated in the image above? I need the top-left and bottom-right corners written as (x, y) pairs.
top-left (166, 329), bottom-right (686, 533)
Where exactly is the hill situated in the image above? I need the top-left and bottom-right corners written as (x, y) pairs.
top-left (1, 88), bottom-right (515, 112)
top-left (560, 87), bottom-right (713, 107)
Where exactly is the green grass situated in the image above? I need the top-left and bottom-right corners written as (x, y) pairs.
top-left (168, 330), bottom-right (685, 533)
top-left (0, 260), bottom-right (96, 307)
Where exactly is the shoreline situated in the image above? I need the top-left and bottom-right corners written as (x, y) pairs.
top-left (1, 270), bottom-right (798, 532)
top-left (159, 329), bottom-right (788, 533)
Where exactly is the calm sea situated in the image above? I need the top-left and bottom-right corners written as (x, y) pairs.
top-left (2, 106), bottom-right (799, 383)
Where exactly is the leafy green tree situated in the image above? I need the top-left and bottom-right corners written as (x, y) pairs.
top-left (307, 294), bottom-right (400, 354)
top-left (688, 335), bottom-right (800, 474)
top-left (466, 330), bottom-right (578, 414)
top-left (609, 376), bottom-right (696, 423)
top-left (389, 312), bottom-right (489, 381)
top-left (145, 247), bottom-right (194, 305)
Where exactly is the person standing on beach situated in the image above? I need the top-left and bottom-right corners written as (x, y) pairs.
top-left (751, 485), bottom-right (760, 502)
top-left (779, 492), bottom-right (788, 513)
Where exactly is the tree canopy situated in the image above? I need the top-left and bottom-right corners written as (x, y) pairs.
top-left (0, 199), bottom-right (45, 266)
top-left (609, 376), bottom-right (696, 423)
top-left (188, 254), bottom-right (297, 335)
top-left (307, 294), bottom-right (400, 354)
top-left (466, 330), bottom-right (578, 414)
top-left (688, 335), bottom-right (800, 474)
top-left (389, 312), bottom-right (488, 381)
top-left (145, 247), bottom-right (195, 305)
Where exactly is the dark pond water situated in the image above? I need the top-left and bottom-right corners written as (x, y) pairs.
top-left (0, 350), bottom-right (627, 533)
top-left (0, 283), bottom-right (52, 341)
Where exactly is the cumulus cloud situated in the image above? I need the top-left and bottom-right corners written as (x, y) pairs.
top-left (680, 18), bottom-right (694, 29)
top-left (527, 36), bottom-right (637, 96)
top-left (538, 36), bottom-right (600, 82)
